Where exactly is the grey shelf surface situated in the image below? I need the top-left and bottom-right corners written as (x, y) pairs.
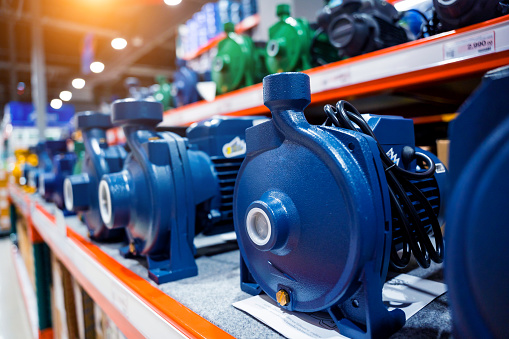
top-left (41, 197), bottom-right (451, 338)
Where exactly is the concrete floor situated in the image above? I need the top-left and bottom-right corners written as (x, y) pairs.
top-left (0, 238), bottom-right (33, 339)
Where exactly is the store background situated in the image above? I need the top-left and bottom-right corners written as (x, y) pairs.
top-left (0, 0), bottom-right (508, 338)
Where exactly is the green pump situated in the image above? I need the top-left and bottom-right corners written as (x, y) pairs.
top-left (73, 140), bottom-right (85, 175)
top-left (212, 22), bottom-right (266, 95)
top-left (153, 75), bottom-right (173, 111)
top-left (265, 4), bottom-right (313, 73)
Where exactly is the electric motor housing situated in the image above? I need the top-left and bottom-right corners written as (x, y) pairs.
top-left (153, 75), bottom-right (173, 110)
top-left (98, 99), bottom-right (264, 284)
top-left (72, 140), bottom-right (85, 175)
top-left (172, 59), bottom-right (200, 107)
top-left (40, 150), bottom-right (77, 212)
top-left (28, 140), bottom-right (68, 191)
top-left (318, 0), bottom-right (410, 58)
top-left (433, 0), bottom-right (502, 31)
top-left (446, 65), bottom-right (509, 338)
top-left (234, 72), bottom-right (447, 338)
top-left (186, 115), bottom-right (267, 235)
top-left (63, 112), bottom-right (127, 242)
top-left (265, 4), bottom-right (313, 73)
top-left (212, 22), bottom-right (266, 94)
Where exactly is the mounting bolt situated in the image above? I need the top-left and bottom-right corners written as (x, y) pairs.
top-left (276, 289), bottom-right (290, 306)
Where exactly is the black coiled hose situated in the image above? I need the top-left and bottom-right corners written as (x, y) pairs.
top-left (323, 101), bottom-right (444, 269)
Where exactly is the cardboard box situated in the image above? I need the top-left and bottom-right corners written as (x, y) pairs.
top-left (436, 139), bottom-right (450, 168)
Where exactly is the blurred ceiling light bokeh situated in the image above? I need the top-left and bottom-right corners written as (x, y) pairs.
top-left (59, 91), bottom-right (72, 101)
top-left (72, 78), bottom-right (86, 89)
top-left (90, 61), bottom-right (105, 73)
top-left (164, 0), bottom-right (182, 6)
top-left (111, 38), bottom-right (128, 50)
top-left (50, 99), bottom-right (63, 109)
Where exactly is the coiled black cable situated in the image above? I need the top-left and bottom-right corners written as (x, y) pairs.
top-left (323, 101), bottom-right (444, 269)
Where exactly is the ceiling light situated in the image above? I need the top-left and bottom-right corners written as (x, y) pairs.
top-left (111, 38), bottom-right (127, 50)
top-left (59, 91), bottom-right (72, 101)
top-left (50, 99), bottom-right (63, 110)
top-left (164, 0), bottom-right (182, 6)
top-left (72, 78), bottom-right (86, 89)
top-left (90, 61), bottom-right (105, 73)
top-left (132, 36), bottom-right (143, 47)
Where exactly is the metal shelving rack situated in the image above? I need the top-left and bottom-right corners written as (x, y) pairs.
top-left (106, 15), bottom-right (509, 144)
top-left (161, 16), bottom-right (509, 126)
top-left (9, 14), bottom-right (509, 339)
top-left (9, 184), bottom-right (233, 339)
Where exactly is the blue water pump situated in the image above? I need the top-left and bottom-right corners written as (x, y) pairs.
top-left (433, 0), bottom-right (504, 31)
top-left (234, 72), bottom-right (447, 338)
top-left (40, 144), bottom-right (77, 212)
top-left (28, 140), bottom-right (68, 191)
top-left (317, 0), bottom-right (410, 58)
top-left (98, 99), bottom-right (263, 284)
top-left (172, 59), bottom-right (199, 107)
top-left (446, 66), bottom-right (509, 338)
top-left (63, 112), bottom-right (127, 241)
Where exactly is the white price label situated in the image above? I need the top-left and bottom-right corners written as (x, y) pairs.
top-left (444, 31), bottom-right (496, 60)
top-left (312, 66), bottom-right (352, 93)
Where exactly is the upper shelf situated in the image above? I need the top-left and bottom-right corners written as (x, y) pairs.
top-left (182, 14), bottom-right (260, 61)
top-left (160, 15), bottom-right (509, 127)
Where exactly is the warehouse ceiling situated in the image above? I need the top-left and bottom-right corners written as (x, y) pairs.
top-left (0, 0), bottom-right (209, 113)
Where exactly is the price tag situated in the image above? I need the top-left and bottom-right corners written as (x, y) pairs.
top-left (444, 31), bottom-right (495, 60)
top-left (312, 66), bottom-right (352, 93)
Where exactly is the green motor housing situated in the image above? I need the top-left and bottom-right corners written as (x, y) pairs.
top-left (265, 4), bottom-right (313, 73)
top-left (212, 22), bottom-right (266, 95)
top-left (153, 75), bottom-right (173, 111)
top-left (73, 140), bottom-right (85, 175)
top-left (311, 25), bottom-right (343, 66)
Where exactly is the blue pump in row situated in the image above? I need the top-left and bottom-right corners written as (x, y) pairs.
top-left (63, 112), bottom-right (127, 241)
top-left (233, 72), bottom-right (447, 338)
top-left (446, 65), bottom-right (509, 338)
top-left (172, 59), bottom-right (200, 108)
top-left (40, 143), bottom-right (77, 212)
top-left (97, 99), bottom-right (264, 284)
top-left (28, 140), bottom-right (68, 191)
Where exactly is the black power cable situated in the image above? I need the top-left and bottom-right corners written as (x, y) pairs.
top-left (323, 101), bottom-right (444, 269)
